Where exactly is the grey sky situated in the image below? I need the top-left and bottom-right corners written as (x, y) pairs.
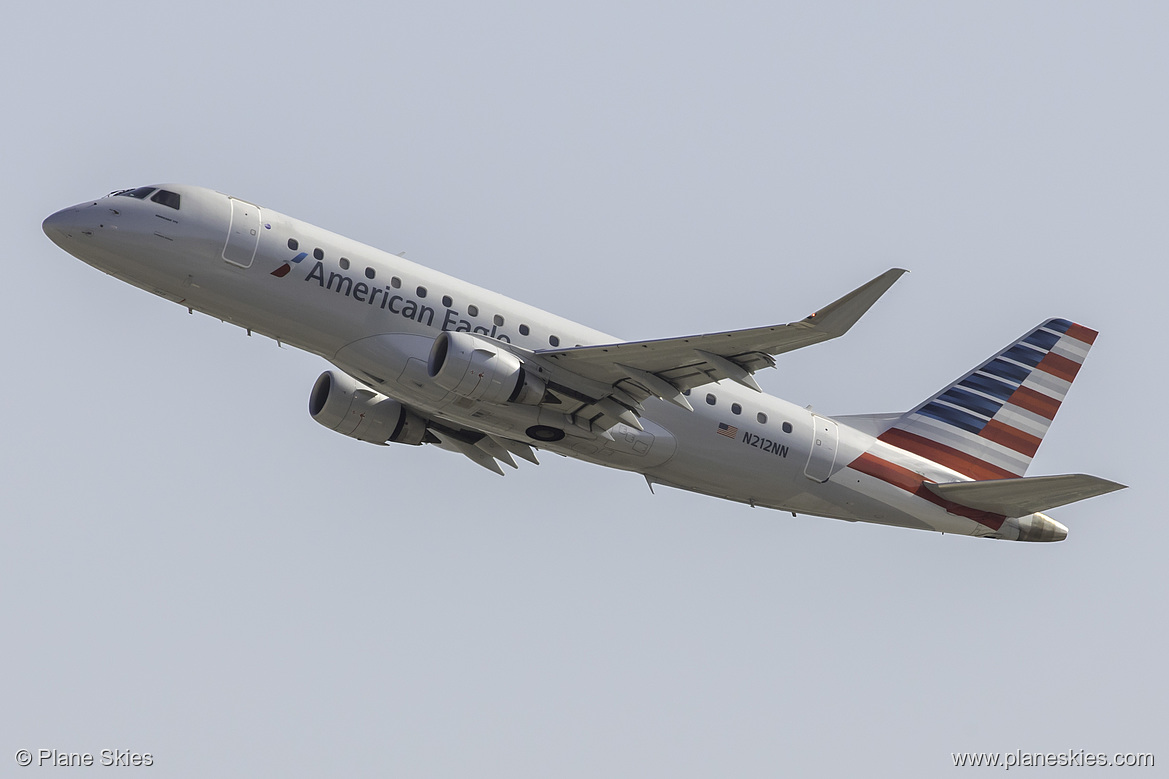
top-left (3, 2), bottom-right (1164, 776)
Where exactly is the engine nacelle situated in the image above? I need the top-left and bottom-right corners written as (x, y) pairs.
top-left (427, 331), bottom-right (546, 405)
top-left (308, 371), bottom-right (428, 445)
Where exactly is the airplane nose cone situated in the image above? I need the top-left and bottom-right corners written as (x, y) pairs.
top-left (42, 208), bottom-right (78, 244)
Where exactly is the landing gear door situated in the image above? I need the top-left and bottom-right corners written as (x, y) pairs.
top-left (223, 198), bottom-right (261, 268)
top-left (804, 415), bottom-right (839, 483)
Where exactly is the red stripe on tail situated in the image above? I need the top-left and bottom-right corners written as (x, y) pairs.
top-left (980, 419), bottom-right (1042, 457)
top-left (1036, 351), bottom-right (1082, 383)
top-left (1007, 386), bottom-right (1061, 420)
top-left (877, 428), bottom-right (1018, 480)
top-left (1065, 323), bottom-right (1098, 345)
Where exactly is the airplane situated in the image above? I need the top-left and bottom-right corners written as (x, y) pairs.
top-left (42, 184), bottom-right (1126, 542)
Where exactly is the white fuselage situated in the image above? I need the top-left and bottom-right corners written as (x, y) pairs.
top-left (42, 184), bottom-right (1048, 540)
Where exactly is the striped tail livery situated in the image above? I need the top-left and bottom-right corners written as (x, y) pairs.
top-left (880, 319), bottom-right (1096, 480)
top-left (861, 318), bottom-right (1124, 541)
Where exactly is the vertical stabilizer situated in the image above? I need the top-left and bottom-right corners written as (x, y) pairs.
top-left (879, 319), bottom-right (1097, 479)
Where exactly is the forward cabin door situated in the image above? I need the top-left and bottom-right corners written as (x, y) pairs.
top-left (804, 415), bottom-right (839, 483)
top-left (223, 198), bottom-right (261, 268)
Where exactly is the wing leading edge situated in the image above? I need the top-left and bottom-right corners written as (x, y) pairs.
top-left (532, 269), bottom-right (906, 411)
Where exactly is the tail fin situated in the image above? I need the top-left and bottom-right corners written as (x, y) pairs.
top-left (879, 319), bottom-right (1098, 479)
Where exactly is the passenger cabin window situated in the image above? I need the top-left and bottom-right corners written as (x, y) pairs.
top-left (115, 186), bottom-right (156, 199)
top-left (313, 248), bottom-right (324, 260)
top-left (731, 403), bottom-right (742, 415)
top-left (548, 335), bottom-right (560, 347)
top-left (519, 324), bottom-right (530, 336)
top-left (417, 286), bottom-right (427, 298)
top-left (288, 238), bottom-right (299, 250)
top-left (757, 412), bottom-right (768, 424)
top-left (468, 304), bottom-right (479, 317)
top-left (365, 267), bottom-right (376, 279)
top-left (150, 189), bottom-right (181, 210)
top-left (782, 422), bottom-right (793, 434)
top-left (494, 314), bottom-right (504, 327)
top-left (339, 257), bottom-right (350, 270)
top-left (391, 277), bottom-right (401, 289)
top-left (442, 295), bottom-right (453, 307)
top-left (706, 393), bottom-right (716, 406)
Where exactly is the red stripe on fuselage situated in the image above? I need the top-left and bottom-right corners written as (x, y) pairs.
top-left (849, 452), bottom-right (1005, 530)
top-left (877, 428), bottom-right (1018, 480)
top-left (850, 451), bottom-right (923, 493)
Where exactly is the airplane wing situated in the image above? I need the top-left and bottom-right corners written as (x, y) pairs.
top-left (531, 269), bottom-right (906, 415)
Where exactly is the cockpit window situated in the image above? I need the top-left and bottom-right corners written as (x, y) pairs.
top-left (151, 189), bottom-right (181, 210)
top-left (114, 186), bottom-right (156, 199)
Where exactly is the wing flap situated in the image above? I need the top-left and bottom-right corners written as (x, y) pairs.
top-left (431, 431), bottom-right (506, 475)
top-left (925, 474), bottom-right (1126, 516)
top-left (490, 435), bottom-right (540, 465)
top-left (428, 426), bottom-right (543, 474)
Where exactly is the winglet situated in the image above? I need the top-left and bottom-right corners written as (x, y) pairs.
top-left (806, 268), bottom-right (908, 339)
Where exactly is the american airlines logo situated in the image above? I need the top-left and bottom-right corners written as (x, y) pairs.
top-left (270, 251), bottom-right (307, 278)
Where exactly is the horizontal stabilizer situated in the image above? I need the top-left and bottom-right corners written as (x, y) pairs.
top-left (925, 474), bottom-right (1126, 517)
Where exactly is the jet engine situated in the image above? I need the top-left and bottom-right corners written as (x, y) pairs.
top-left (427, 331), bottom-right (546, 405)
top-left (308, 370), bottom-right (428, 445)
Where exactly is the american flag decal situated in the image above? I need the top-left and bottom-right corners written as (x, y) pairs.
top-left (717, 423), bottom-right (738, 439)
